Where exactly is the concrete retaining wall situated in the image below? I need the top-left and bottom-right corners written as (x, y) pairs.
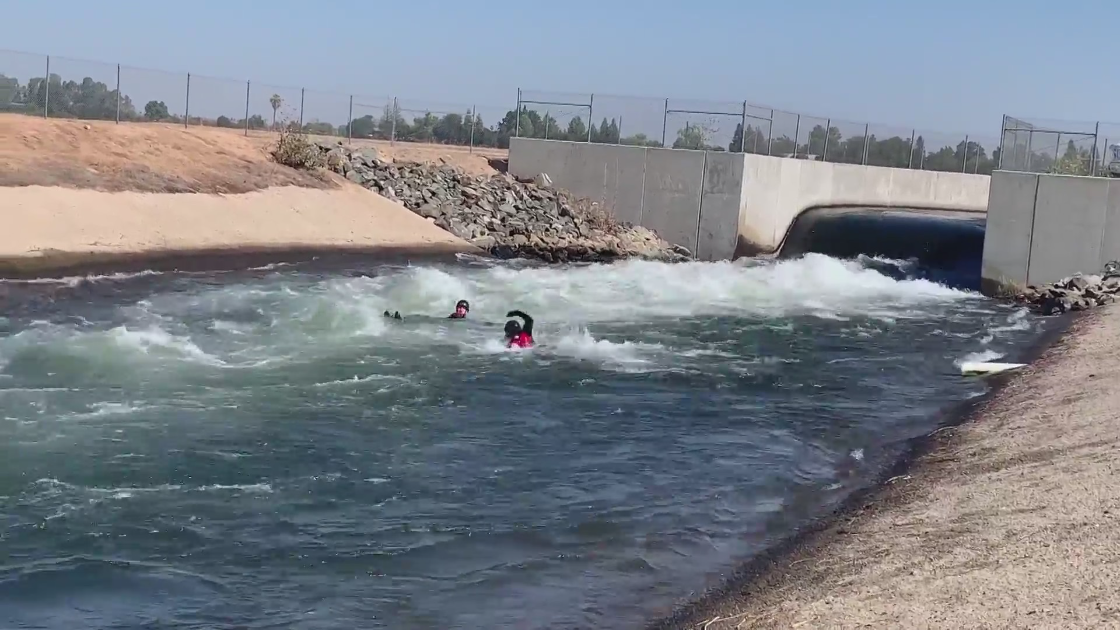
top-left (982, 171), bottom-right (1120, 293)
top-left (508, 137), bottom-right (991, 261)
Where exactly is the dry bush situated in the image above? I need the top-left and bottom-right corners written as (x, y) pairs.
top-left (270, 125), bottom-right (324, 171)
top-left (572, 197), bottom-right (622, 231)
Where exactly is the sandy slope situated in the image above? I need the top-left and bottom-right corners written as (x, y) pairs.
top-left (0, 184), bottom-right (471, 258)
top-left (0, 115), bottom-right (477, 274)
top-left (666, 308), bottom-right (1120, 629)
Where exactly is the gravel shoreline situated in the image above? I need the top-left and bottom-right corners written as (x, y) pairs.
top-left (649, 308), bottom-right (1116, 629)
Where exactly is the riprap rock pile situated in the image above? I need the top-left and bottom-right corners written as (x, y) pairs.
top-left (1014, 270), bottom-right (1120, 315)
top-left (317, 142), bottom-right (690, 264)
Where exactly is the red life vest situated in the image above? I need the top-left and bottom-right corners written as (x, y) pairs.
top-left (507, 332), bottom-right (534, 348)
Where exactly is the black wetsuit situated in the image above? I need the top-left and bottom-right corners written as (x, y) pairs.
top-left (505, 310), bottom-right (535, 348)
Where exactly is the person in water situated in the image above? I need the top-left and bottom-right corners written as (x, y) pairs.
top-left (382, 310), bottom-right (402, 320)
top-left (503, 310), bottom-right (535, 348)
top-left (449, 299), bottom-right (470, 319)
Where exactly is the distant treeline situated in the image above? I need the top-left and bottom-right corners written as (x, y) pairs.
top-left (0, 71), bottom-right (1091, 174)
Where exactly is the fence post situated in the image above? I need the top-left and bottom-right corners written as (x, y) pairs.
top-left (1091, 121), bottom-right (1100, 176)
top-left (347, 95), bottom-right (353, 145)
top-left (1026, 130), bottom-right (1033, 171)
top-left (43, 55), bottom-right (49, 117)
top-left (792, 114), bottom-right (800, 158)
top-left (515, 88), bottom-right (522, 138)
top-left (115, 64), bottom-right (121, 124)
top-left (862, 123), bottom-right (870, 165)
top-left (822, 118), bottom-right (831, 161)
top-left (588, 93), bottom-right (594, 143)
top-left (997, 114), bottom-right (1006, 170)
top-left (962, 134), bottom-right (970, 173)
top-left (908, 129), bottom-right (916, 169)
top-left (390, 97), bottom-right (398, 146)
top-left (299, 88), bottom-right (305, 130)
top-left (184, 73), bottom-right (191, 128)
top-left (661, 98), bottom-right (669, 147)
top-left (244, 81), bottom-right (251, 137)
top-left (767, 109), bottom-right (774, 156)
top-left (740, 101), bottom-right (748, 153)
top-left (469, 105), bottom-right (476, 153)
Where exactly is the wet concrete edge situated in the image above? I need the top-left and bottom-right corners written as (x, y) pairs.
top-left (646, 308), bottom-right (1080, 630)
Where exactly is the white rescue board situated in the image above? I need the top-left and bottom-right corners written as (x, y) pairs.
top-left (960, 361), bottom-right (1026, 377)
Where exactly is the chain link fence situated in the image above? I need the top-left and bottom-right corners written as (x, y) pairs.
top-left (513, 89), bottom-right (1001, 174)
top-left (999, 115), bottom-right (1102, 176)
top-left (0, 47), bottom-right (1021, 171)
top-left (0, 48), bottom-right (504, 153)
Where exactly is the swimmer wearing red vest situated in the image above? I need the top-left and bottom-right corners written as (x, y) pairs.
top-left (504, 310), bottom-right (535, 349)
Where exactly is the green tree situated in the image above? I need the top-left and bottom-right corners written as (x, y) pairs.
top-left (378, 100), bottom-right (407, 139)
top-left (621, 133), bottom-right (662, 148)
top-left (433, 112), bottom-right (465, 144)
top-left (269, 94), bottom-right (282, 129)
top-left (344, 114), bottom-right (377, 138)
top-left (21, 74), bottom-right (134, 120)
top-left (566, 116), bottom-right (588, 141)
top-left (409, 112), bottom-right (439, 142)
top-left (0, 75), bottom-right (19, 109)
top-left (144, 100), bottom-right (170, 121)
top-left (303, 121), bottom-right (335, 135)
top-left (672, 122), bottom-right (715, 150)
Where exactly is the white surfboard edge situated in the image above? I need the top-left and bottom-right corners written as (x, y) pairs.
top-left (960, 361), bottom-right (1027, 377)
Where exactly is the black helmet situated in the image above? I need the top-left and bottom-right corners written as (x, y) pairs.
top-left (456, 299), bottom-right (470, 311)
top-left (504, 320), bottom-right (521, 338)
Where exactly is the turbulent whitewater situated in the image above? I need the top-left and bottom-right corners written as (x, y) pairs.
top-left (0, 254), bottom-right (1038, 629)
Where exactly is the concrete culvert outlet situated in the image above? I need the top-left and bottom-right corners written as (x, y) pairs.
top-left (778, 207), bottom-right (987, 291)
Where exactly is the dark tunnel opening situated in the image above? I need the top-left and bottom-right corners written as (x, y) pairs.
top-left (777, 207), bottom-right (987, 291)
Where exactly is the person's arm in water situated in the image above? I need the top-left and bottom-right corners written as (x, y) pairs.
top-left (506, 310), bottom-right (533, 336)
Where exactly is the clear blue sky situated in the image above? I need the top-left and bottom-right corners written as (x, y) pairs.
top-left (1, 0), bottom-right (1110, 142)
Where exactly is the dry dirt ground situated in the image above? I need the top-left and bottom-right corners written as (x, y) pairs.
top-left (664, 308), bottom-right (1120, 629)
top-left (0, 115), bottom-right (503, 193)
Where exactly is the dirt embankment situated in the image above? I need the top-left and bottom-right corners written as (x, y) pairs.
top-left (0, 115), bottom-right (483, 275)
top-left (657, 308), bottom-right (1120, 629)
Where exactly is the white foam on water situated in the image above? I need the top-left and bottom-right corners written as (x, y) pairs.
top-left (108, 326), bottom-right (228, 367)
top-left (0, 255), bottom-right (1022, 382)
top-left (307, 254), bottom-right (975, 327)
top-left (0, 270), bottom-right (163, 287)
top-left (955, 349), bottom-right (1005, 367)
